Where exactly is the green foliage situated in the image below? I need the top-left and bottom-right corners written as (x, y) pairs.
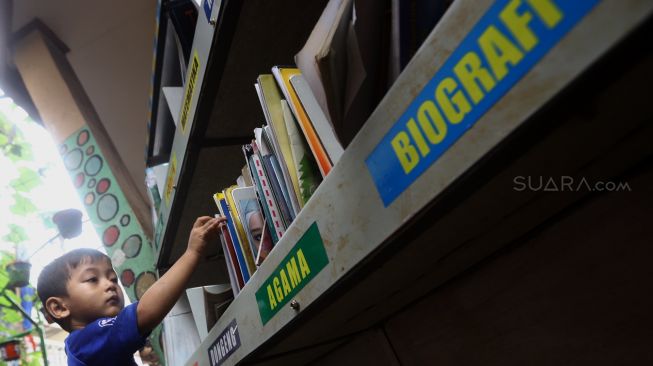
top-left (0, 101), bottom-right (46, 365)
top-left (3, 225), bottom-right (28, 246)
top-left (10, 195), bottom-right (37, 217)
top-left (10, 169), bottom-right (42, 192)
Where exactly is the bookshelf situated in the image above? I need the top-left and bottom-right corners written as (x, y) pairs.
top-left (146, 0), bottom-right (653, 365)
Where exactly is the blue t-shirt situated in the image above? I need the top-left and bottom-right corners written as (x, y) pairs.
top-left (65, 302), bottom-right (147, 366)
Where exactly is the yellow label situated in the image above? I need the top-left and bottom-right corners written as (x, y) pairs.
top-left (180, 51), bottom-right (201, 133)
top-left (164, 152), bottom-right (177, 205)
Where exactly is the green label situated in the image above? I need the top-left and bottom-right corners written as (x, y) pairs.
top-left (255, 222), bottom-right (329, 324)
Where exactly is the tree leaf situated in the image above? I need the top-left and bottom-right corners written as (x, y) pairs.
top-left (3, 224), bottom-right (28, 245)
top-left (10, 168), bottom-right (42, 192)
top-left (10, 193), bottom-right (37, 216)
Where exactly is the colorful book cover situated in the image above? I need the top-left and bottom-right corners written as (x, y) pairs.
top-left (262, 125), bottom-right (295, 223)
top-left (214, 192), bottom-right (250, 283)
top-left (290, 74), bottom-right (344, 165)
top-left (218, 233), bottom-right (242, 295)
top-left (255, 74), bottom-right (303, 216)
top-left (243, 143), bottom-right (280, 245)
top-left (281, 99), bottom-right (322, 205)
top-left (272, 66), bottom-right (332, 177)
top-left (225, 185), bottom-right (257, 274)
top-left (250, 141), bottom-right (286, 241)
top-left (231, 186), bottom-right (274, 265)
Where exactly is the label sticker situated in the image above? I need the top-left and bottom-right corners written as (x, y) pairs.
top-left (203, 0), bottom-right (215, 22)
top-left (366, 0), bottom-right (600, 206)
top-left (164, 152), bottom-right (177, 205)
top-left (255, 222), bottom-right (329, 324)
top-left (207, 319), bottom-right (240, 366)
top-left (180, 51), bottom-right (200, 133)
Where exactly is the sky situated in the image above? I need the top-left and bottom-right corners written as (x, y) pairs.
top-left (0, 87), bottom-right (105, 286)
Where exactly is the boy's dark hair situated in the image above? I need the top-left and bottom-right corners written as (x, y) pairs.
top-left (37, 248), bottom-right (111, 325)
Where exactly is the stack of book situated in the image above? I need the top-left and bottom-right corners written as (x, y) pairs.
top-left (214, 67), bottom-right (344, 295)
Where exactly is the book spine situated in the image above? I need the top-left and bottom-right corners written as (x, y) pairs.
top-left (261, 154), bottom-right (293, 227)
top-left (251, 152), bottom-right (286, 241)
top-left (218, 196), bottom-right (251, 282)
top-left (244, 146), bottom-right (280, 245)
top-left (225, 186), bottom-right (257, 273)
top-left (273, 67), bottom-right (332, 177)
top-left (219, 232), bottom-right (242, 296)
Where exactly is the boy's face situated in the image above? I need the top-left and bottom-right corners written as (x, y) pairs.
top-left (64, 257), bottom-right (124, 327)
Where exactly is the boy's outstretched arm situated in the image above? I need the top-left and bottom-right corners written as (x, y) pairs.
top-left (136, 215), bottom-right (224, 334)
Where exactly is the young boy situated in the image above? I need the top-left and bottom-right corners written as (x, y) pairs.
top-left (37, 215), bottom-right (224, 366)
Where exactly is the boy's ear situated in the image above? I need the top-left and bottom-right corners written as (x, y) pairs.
top-left (45, 297), bottom-right (70, 320)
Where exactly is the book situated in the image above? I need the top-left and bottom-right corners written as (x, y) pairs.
top-left (250, 141), bottom-right (286, 241)
top-left (231, 186), bottom-right (274, 265)
top-left (224, 185), bottom-right (257, 274)
top-left (294, 0), bottom-right (353, 127)
top-left (295, 0), bottom-right (392, 146)
top-left (290, 74), bottom-right (344, 165)
top-left (263, 125), bottom-right (296, 222)
top-left (272, 66), bottom-right (333, 177)
top-left (243, 143), bottom-right (280, 245)
top-left (214, 192), bottom-right (251, 282)
top-left (254, 128), bottom-right (293, 228)
top-left (255, 74), bottom-right (303, 217)
top-left (217, 221), bottom-right (244, 294)
top-left (281, 100), bottom-right (322, 205)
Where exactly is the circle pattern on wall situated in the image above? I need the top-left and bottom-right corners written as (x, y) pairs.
top-left (96, 178), bottom-right (111, 194)
top-left (77, 130), bottom-right (89, 146)
top-left (74, 173), bottom-right (85, 188)
top-left (84, 155), bottom-right (103, 176)
top-left (84, 192), bottom-right (95, 205)
top-left (120, 214), bottom-right (130, 227)
top-left (86, 146), bottom-right (95, 155)
top-left (135, 272), bottom-right (157, 300)
top-left (103, 225), bottom-right (120, 246)
top-left (64, 149), bottom-right (83, 170)
top-left (121, 235), bottom-right (142, 258)
top-left (121, 269), bottom-right (135, 287)
top-left (97, 194), bottom-right (119, 221)
top-left (87, 178), bottom-right (96, 189)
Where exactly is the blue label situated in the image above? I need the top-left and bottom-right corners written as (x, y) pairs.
top-left (366, 0), bottom-right (600, 206)
top-left (203, 0), bottom-right (214, 22)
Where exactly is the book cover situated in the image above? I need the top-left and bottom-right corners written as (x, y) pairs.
top-left (250, 141), bottom-right (286, 241)
top-left (272, 66), bottom-right (333, 177)
top-left (218, 223), bottom-right (243, 294)
top-left (231, 186), bottom-right (274, 265)
top-left (294, 0), bottom-right (352, 126)
top-left (225, 185), bottom-right (257, 274)
top-left (255, 128), bottom-right (294, 228)
top-left (243, 143), bottom-right (280, 245)
top-left (262, 125), bottom-right (296, 222)
top-left (214, 192), bottom-right (251, 283)
top-left (290, 74), bottom-right (344, 165)
top-left (255, 75), bottom-right (303, 217)
top-left (281, 99), bottom-right (322, 205)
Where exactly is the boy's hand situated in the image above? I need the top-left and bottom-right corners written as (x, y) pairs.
top-left (187, 216), bottom-right (225, 257)
top-left (138, 214), bottom-right (226, 335)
